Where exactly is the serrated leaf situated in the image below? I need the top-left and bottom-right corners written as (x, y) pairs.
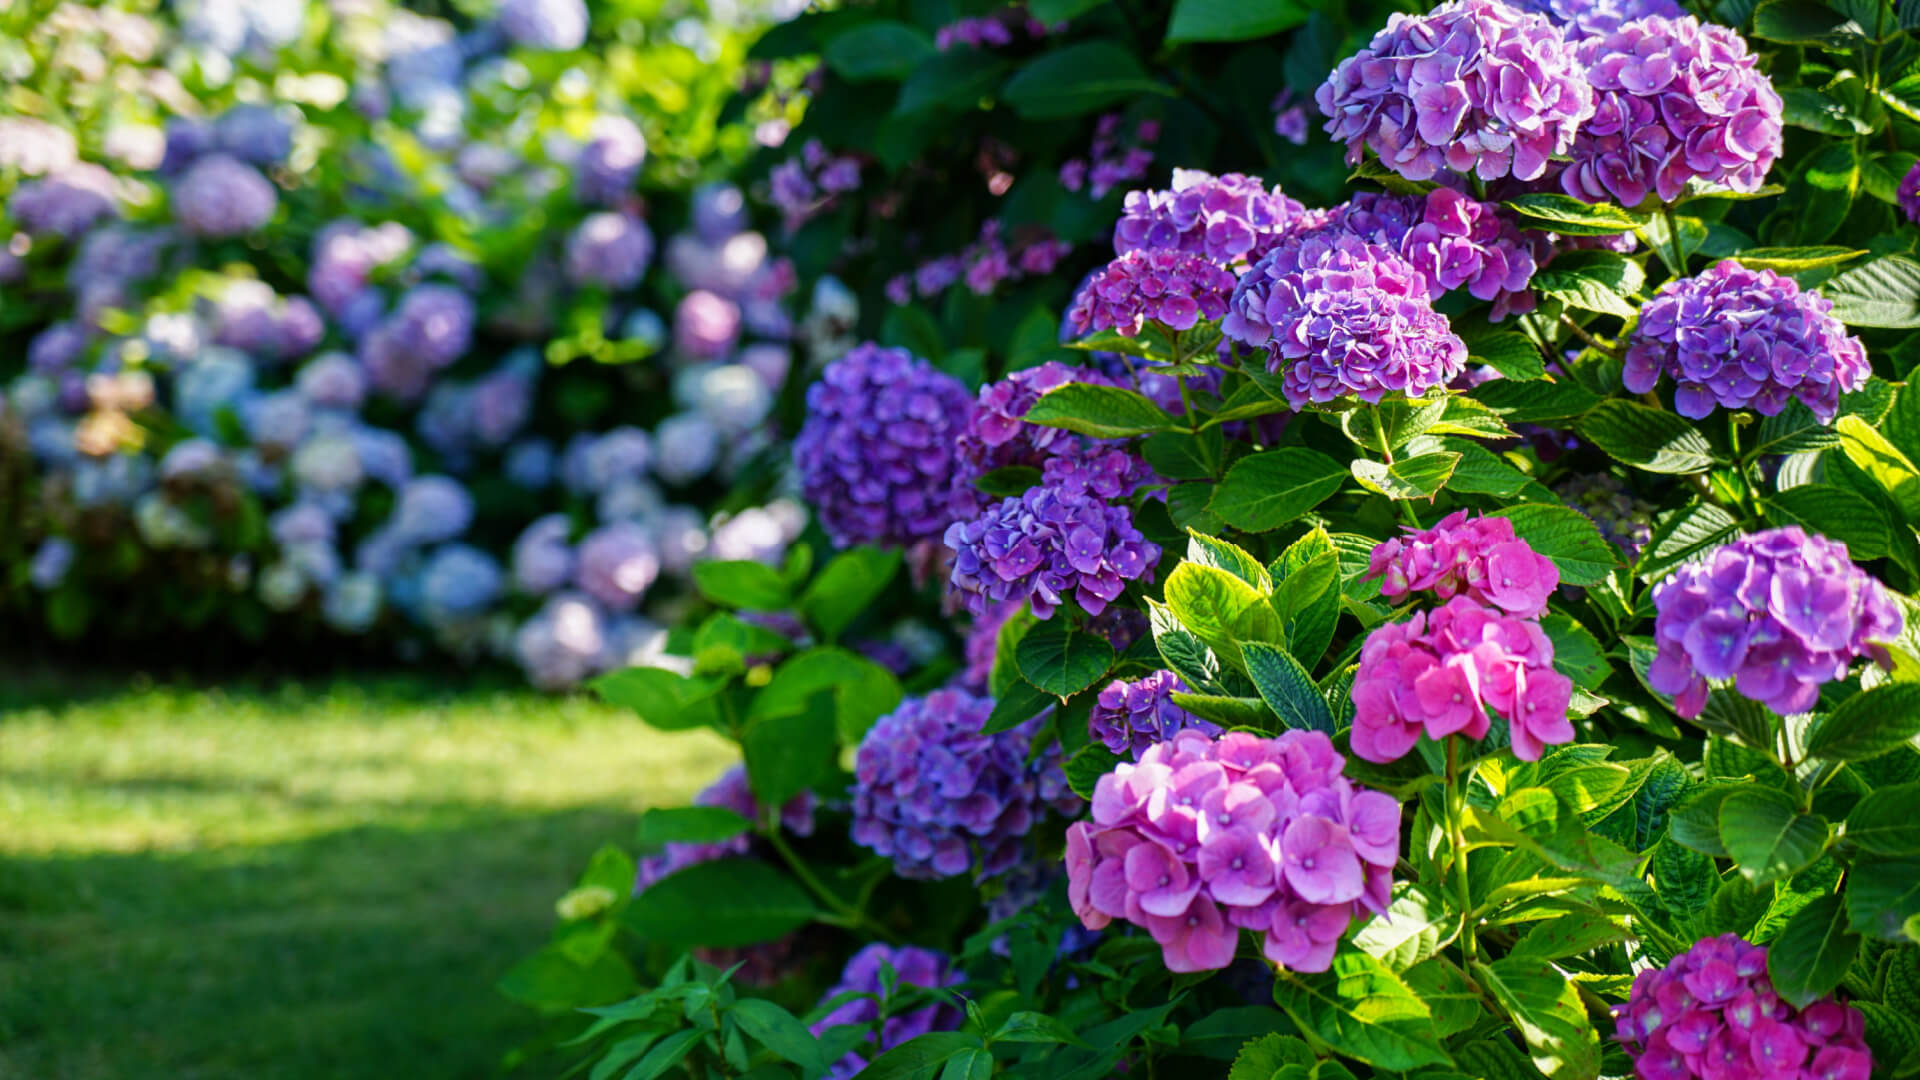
top-left (1804, 683), bottom-right (1920, 760)
top-left (1015, 622), bottom-right (1116, 699)
top-left (1769, 894), bottom-right (1861, 1008)
top-left (1720, 787), bottom-right (1830, 884)
top-left (1505, 194), bottom-right (1645, 236)
top-left (1823, 256), bottom-right (1920, 328)
top-left (1023, 383), bottom-right (1174, 438)
top-left (1531, 251), bottom-right (1645, 317)
top-left (1065, 743), bottom-right (1122, 801)
top-left (1635, 501), bottom-right (1741, 583)
top-left (1476, 957), bottom-right (1602, 1080)
top-left (1351, 883), bottom-right (1457, 970)
top-left (1243, 642), bottom-right (1336, 734)
top-left (1270, 953), bottom-right (1453, 1071)
top-left (1351, 452), bottom-right (1460, 500)
top-left (1209, 449), bottom-right (1349, 533)
top-left (1730, 246), bottom-right (1868, 272)
top-left (1845, 782), bottom-right (1920, 854)
top-left (1577, 400), bottom-right (1721, 475)
top-left (1491, 504), bottom-right (1621, 586)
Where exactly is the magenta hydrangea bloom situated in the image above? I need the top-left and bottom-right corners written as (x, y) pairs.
top-left (1625, 261), bottom-right (1869, 423)
top-left (1366, 510), bottom-right (1560, 617)
top-left (1563, 16), bottom-right (1783, 207)
top-left (1090, 671), bottom-right (1222, 759)
top-left (1507, 0), bottom-right (1684, 38)
top-left (1614, 935), bottom-right (1872, 1080)
top-left (1224, 232), bottom-right (1466, 408)
top-left (1065, 729), bottom-right (1399, 974)
top-left (792, 343), bottom-right (973, 549)
top-left (1113, 169), bottom-right (1307, 265)
top-left (1901, 160), bottom-right (1920, 224)
top-left (944, 484), bottom-right (1160, 620)
top-left (1319, 188), bottom-right (1544, 321)
top-left (1649, 527), bottom-right (1902, 719)
top-left (634, 765), bottom-right (817, 891)
top-left (1068, 248), bottom-right (1238, 337)
top-left (850, 688), bottom-right (1080, 881)
top-left (809, 944), bottom-right (964, 1080)
top-left (1317, 0), bottom-right (1593, 183)
top-left (1352, 595), bottom-right (1575, 762)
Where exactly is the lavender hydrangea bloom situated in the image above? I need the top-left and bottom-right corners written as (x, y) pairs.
top-left (1068, 248), bottom-right (1237, 337)
top-left (514, 593), bottom-right (607, 691)
top-left (950, 362), bottom-right (1123, 517)
top-left (498, 0), bottom-right (588, 49)
top-left (174, 155), bottom-right (278, 237)
top-left (420, 544), bottom-right (504, 622)
top-left (392, 475), bottom-right (474, 545)
top-left (1563, 16), bottom-right (1783, 206)
top-left (576, 118), bottom-right (646, 206)
top-left (1507, 0), bottom-right (1684, 38)
top-left (1090, 671), bottom-right (1222, 758)
top-left (30, 538), bottom-right (76, 589)
top-left (792, 343), bottom-right (972, 549)
top-left (1625, 261), bottom-right (1868, 422)
top-left (10, 165), bottom-right (119, 237)
top-left (565, 212), bottom-right (654, 288)
top-left (1225, 231), bottom-right (1466, 408)
top-left (673, 290), bottom-right (740, 359)
top-left (1902, 161), bottom-right (1920, 224)
top-left (214, 104), bottom-right (293, 166)
top-left (297, 353), bottom-right (366, 410)
top-left (810, 945), bottom-right (964, 1080)
top-left (29, 323), bottom-right (88, 375)
top-left (944, 485), bottom-right (1160, 620)
top-left (851, 689), bottom-right (1080, 881)
top-left (513, 514), bottom-right (576, 595)
top-left (1649, 527), bottom-right (1903, 718)
top-left (1317, 188), bottom-right (1544, 321)
top-left (575, 522), bottom-right (660, 611)
top-left (1112, 169), bottom-right (1306, 265)
top-left (1317, 0), bottom-right (1593, 183)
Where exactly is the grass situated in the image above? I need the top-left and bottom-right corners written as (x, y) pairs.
top-left (0, 670), bottom-right (735, 1080)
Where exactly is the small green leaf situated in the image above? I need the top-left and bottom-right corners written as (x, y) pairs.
top-left (1351, 452), bottom-right (1460, 500)
top-left (693, 560), bottom-right (794, 610)
top-left (1271, 953), bottom-right (1453, 1071)
top-left (1065, 743), bottom-right (1123, 800)
top-left (1015, 622), bottom-right (1117, 699)
top-left (1476, 957), bottom-right (1602, 1080)
top-left (1165, 0), bottom-right (1309, 41)
top-left (638, 806), bottom-right (753, 851)
top-left (624, 859), bottom-right (817, 947)
top-left (1768, 894), bottom-right (1861, 1008)
top-left (1531, 251), bottom-right (1645, 318)
top-left (1002, 42), bottom-right (1173, 120)
top-left (1504, 194), bottom-right (1645, 236)
top-left (799, 547), bottom-right (903, 640)
top-left (1823, 256), bottom-right (1920, 328)
top-left (1719, 787), bottom-right (1830, 884)
top-left (822, 20), bottom-right (935, 81)
top-left (1804, 683), bottom-right (1920, 760)
top-left (732, 998), bottom-right (830, 1074)
top-left (1208, 448), bottom-right (1349, 534)
top-left (1577, 400), bottom-right (1721, 475)
top-left (1730, 246), bottom-right (1868, 272)
top-left (1845, 782), bottom-right (1920, 854)
top-left (1242, 642), bottom-right (1336, 734)
top-left (1023, 382), bottom-right (1174, 438)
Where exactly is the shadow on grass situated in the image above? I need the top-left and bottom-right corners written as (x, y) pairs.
top-left (0, 804), bottom-right (632, 1080)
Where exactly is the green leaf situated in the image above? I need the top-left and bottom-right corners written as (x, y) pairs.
top-left (1490, 504), bottom-right (1620, 587)
top-left (1542, 615), bottom-right (1610, 687)
top-left (1443, 440), bottom-right (1537, 499)
top-left (624, 859), bottom-right (816, 947)
top-left (1845, 782), bottom-right (1920, 854)
top-left (823, 20), bottom-right (935, 81)
top-left (1804, 683), bottom-right (1920, 760)
top-left (1504, 194), bottom-right (1645, 236)
top-left (1465, 331), bottom-right (1547, 381)
top-left (732, 998), bottom-right (830, 1075)
top-left (1782, 86), bottom-right (1877, 134)
top-left (1730, 246), bottom-right (1868, 272)
top-left (1065, 743), bottom-right (1122, 801)
top-left (497, 944), bottom-right (636, 1009)
top-left (1270, 530), bottom-right (1340, 667)
top-left (1750, 399), bottom-right (1844, 458)
top-left (1163, 562), bottom-right (1286, 674)
top-left (1530, 251), bottom-right (1645, 318)
top-left (1002, 42), bottom-right (1172, 120)
top-left (1027, 0), bottom-right (1106, 21)
top-left (1171, 691), bottom-right (1275, 728)
top-left (1768, 894), bottom-right (1861, 1008)
top-left (1351, 452), bottom-right (1460, 501)
top-left (1021, 383), bottom-right (1173, 439)
top-left (1208, 449), bottom-right (1349, 534)
top-left (744, 690), bottom-right (838, 809)
top-left (693, 560), bottom-right (794, 610)
top-left (1270, 952), bottom-right (1453, 1071)
top-left (854, 1032), bottom-right (984, 1080)
top-left (1846, 856), bottom-right (1920, 939)
top-left (984, 679), bottom-right (1054, 735)
top-left (1188, 531), bottom-right (1272, 590)
top-left (1402, 957), bottom-right (1482, 1039)
top-left (1015, 622), bottom-right (1117, 699)
top-left (1823, 256), bottom-right (1920, 328)
top-left (1719, 787), bottom-right (1830, 884)
top-left (592, 668), bottom-right (722, 731)
top-left (1752, 0), bottom-right (1875, 44)
top-left (1229, 1033), bottom-right (1315, 1080)
top-left (992, 1011), bottom-right (1092, 1047)
top-left (637, 806), bottom-right (753, 851)
top-left (1577, 400), bottom-right (1721, 475)
top-left (1166, 0), bottom-right (1309, 42)
top-left (1509, 911), bottom-right (1629, 960)
top-left (1243, 642), bottom-right (1336, 734)
top-left (1764, 486), bottom-right (1891, 559)
top-left (895, 50), bottom-right (1011, 114)
top-left (625, 1027), bottom-right (704, 1080)
top-left (1837, 415), bottom-right (1920, 521)
top-left (1145, 429), bottom-right (1224, 482)
top-left (751, 647), bottom-right (904, 745)
top-left (1351, 882), bottom-right (1457, 970)
top-left (1476, 957), bottom-right (1602, 1080)
top-left (1667, 783), bottom-right (1742, 856)
top-left (799, 547), bottom-right (903, 640)
top-left (1635, 502), bottom-right (1741, 584)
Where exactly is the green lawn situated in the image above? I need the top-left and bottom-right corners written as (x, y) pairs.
top-left (0, 670), bottom-right (734, 1080)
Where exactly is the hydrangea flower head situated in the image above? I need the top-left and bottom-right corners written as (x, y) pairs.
top-left (9, 164), bottom-right (119, 237)
top-left (850, 688), bottom-right (1079, 881)
top-left (1090, 671), bottom-right (1222, 758)
top-left (1113, 169), bottom-right (1306, 265)
top-left (1065, 729), bottom-right (1399, 973)
top-left (1507, 0), bottom-right (1685, 38)
top-left (944, 485), bottom-right (1159, 620)
top-left (1225, 231), bottom-right (1466, 408)
top-left (499, 0), bottom-right (588, 49)
top-left (1067, 248), bottom-right (1238, 337)
top-left (1614, 935), bottom-right (1872, 1080)
top-left (1319, 188), bottom-right (1544, 320)
top-left (174, 154), bottom-right (278, 237)
top-left (950, 362), bottom-right (1126, 516)
top-left (1351, 595), bottom-right (1575, 762)
top-left (565, 211), bottom-right (654, 289)
top-left (1626, 261), bottom-right (1868, 423)
top-left (1317, 0), bottom-right (1593, 183)
top-left (1367, 510), bottom-right (1559, 617)
top-left (575, 521), bottom-right (661, 612)
top-left (1649, 527), bottom-right (1902, 718)
top-left (1901, 160), bottom-right (1920, 224)
top-left (1563, 16), bottom-right (1783, 206)
top-left (809, 945), bottom-right (963, 1080)
top-left (792, 343), bottom-right (973, 549)
top-left (1558, 473), bottom-right (1655, 558)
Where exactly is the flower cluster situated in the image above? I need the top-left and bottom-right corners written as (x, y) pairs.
top-left (1902, 159), bottom-right (1920, 224)
top-left (1614, 935), bottom-right (1873, 1080)
top-left (634, 765), bottom-right (817, 892)
top-left (1066, 730), bottom-right (1400, 973)
top-left (808, 945), bottom-right (964, 1080)
top-left (1320, 188), bottom-right (1544, 320)
top-left (768, 139), bottom-right (862, 229)
top-left (1113, 169), bottom-right (1306, 265)
top-left (1224, 231), bottom-right (1466, 408)
top-left (1507, 0), bottom-right (1684, 39)
top-left (945, 484), bottom-right (1160, 620)
top-left (1563, 16), bottom-right (1783, 206)
top-left (935, 8), bottom-right (1060, 50)
top-left (564, 211), bottom-right (654, 288)
top-left (1089, 671), bottom-right (1221, 759)
top-left (850, 689), bottom-right (1080, 881)
top-left (1317, 0), bottom-right (1594, 183)
top-left (1648, 527), bottom-right (1902, 717)
top-left (792, 343), bottom-right (973, 549)
top-left (1060, 113), bottom-right (1160, 199)
top-left (1557, 473), bottom-right (1655, 558)
top-left (172, 153), bottom-right (279, 237)
top-left (1272, 90), bottom-right (1311, 146)
top-left (1625, 261), bottom-right (1870, 422)
top-left (1351, 595), bottom-right (1575, 762)
top-left (950, 362), bottom-right (1121, 516)
top-left (1067, 248), bottom-right (1238, 336)
top-left (884, 220), bottom-right (1073, 307)
top-left (1366, 510), bottom-right (1559, 617)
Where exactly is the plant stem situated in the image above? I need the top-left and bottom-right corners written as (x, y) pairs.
top-left (764, 823), bottom-right (900, 944)
top-left (1659, 202), bottom-right (1687, 280)
top-left (1559, 314), bottom-right (1618, 357)
top-left (1445, 736), bottom-right (1477, 965)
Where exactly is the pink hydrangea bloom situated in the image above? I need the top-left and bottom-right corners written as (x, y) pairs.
top-left (1366, 510), bottom-right (1560, 617)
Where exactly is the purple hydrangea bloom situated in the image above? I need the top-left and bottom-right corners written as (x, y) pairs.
top-left (297, 353), bottom-right (366, 410)
top-left (214, 104), bottom-right (293, 166)
top-left (851, 688), bottom-right (1079, 881)
top-left (1507, 0), bottom-right (1685, 38)
top-left (1225, 231), bottom-right (1466, 408)
top-left (360, 284), bottom-right (474, 399)
top-left (505, 438), bottom-right (556, 489)
top-left (1557, 473), bottom-right (1654, 557)
top-left (174, 155), bottom-right (278, 237)
top-left (576, 118), bottom-right (647, 206)
top-left (1649, 526), bottom-right (1903, 718)
top-left (634, 765), bottom-right (817, 890)
top-left (512, 514), bottom-right (576, 595)
top-left (673, 290), bottom-right (740, 359)
top-left (498, 0), bottom-right (588, 50)
top-left (1563, 16), bottom-right (1783, 206)
top-left (29, 323), bottom-right (88, 375)
top-left (29, 538), bottom-right (76, 589)
top-left (1113, 169), bottom-right (1306, 265)
top-left (792, 343), bottom-right (973, 549)
top-left (514, 592), bottom-right (607, 691)
top-left (392, 475), bottom-right (474, 545)
top-left (1090, 671), bottom-right (1222, 758)
top-left (420, 544), bottom-right (504, 622)
top-left (950, 362), bottom-right (1122, 518)
top-left (1901, 160), bottom-right (1920, 224)
top-left (1067, 248), bottom-right (1237, 337)
top-left (1625, 261), bottom-right (1869, 422)
top-left (809, 945), bottom-right (964, 1080)
top-left (9, 165), bottom-right (119, 237)
top-left (309, 220), bottom-right (412, 317)
top-left (692, 182), bottom-right (749, 242)
top-left (575, 521), bottom-right (660, 612)
top-left (1317, 0), bottom-right (1593, 183)
top-left (1317, 188), bottom-right (1544, 321)
top-left (1066, 729), bottom-right (1400, 973)
top-left (1614, 935), bottom-right (1872, 1080)
top-left (565, 211), bottom-right (653, 288)
top-left (944, 485), bottom-right (1160, 620)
